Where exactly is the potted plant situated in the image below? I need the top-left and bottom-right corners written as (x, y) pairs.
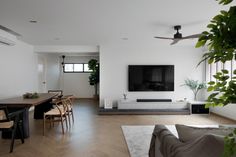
top-left (182, 79), bottom-right (207, 101)
top-left (196, 0), bottom-right (236, 156)
top-left (88, 59), bottom-right (99, 99)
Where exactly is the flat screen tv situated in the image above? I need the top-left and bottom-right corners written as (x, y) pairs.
top-left (128, 65), bottom-right (174, 91)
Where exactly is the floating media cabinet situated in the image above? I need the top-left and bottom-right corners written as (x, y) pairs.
top-left (99, 99), bottom-right (190, 115)
top-left (118, 99), bottom-right (188, 110)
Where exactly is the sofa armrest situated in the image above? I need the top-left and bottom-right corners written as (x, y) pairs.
top-left (149, 125), bottom-right (182, 157)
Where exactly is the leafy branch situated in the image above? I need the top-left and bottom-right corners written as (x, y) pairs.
top-left (195, 0), bottom-right (236, 156)
top-left (195, 0), bottom-right (236, 107)
top-left (223, 129), bottom-right (236, 157)
top-left (205, 69), bottom-right (236, 108)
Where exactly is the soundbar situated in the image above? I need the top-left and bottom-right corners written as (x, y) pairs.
top-left (136, 99), bottom-right (172, 102)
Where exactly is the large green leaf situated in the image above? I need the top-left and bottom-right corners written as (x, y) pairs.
top-left (222, 69), bottom-right (229, 74)
top-left (195, 40), bottom-right (207, 48)
top-left (207, 86), bottom-right (215, 91)
top-left (217, 0), bottom-right (233, 5)
top-left (208, 81), bottom-right (216, 85)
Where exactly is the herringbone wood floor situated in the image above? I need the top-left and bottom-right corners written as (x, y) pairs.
top-left (0, 99), bottom-right (235, 157)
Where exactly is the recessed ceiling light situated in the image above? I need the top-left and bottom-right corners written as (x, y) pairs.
top-left (29, 20), bottom-right (37, 23)
top-left (121, 37), bottom-right (128, 40)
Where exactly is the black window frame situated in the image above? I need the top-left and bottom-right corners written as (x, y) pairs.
top-left (63, 63), bottom-right (92, 73)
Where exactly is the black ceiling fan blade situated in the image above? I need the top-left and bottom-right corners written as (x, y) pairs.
top-left (154, 36), bottom-right (174, 40)
top-left (170, 39), bottom-right (180, 45)
top-left (182, 34), bottom-right (201, 39)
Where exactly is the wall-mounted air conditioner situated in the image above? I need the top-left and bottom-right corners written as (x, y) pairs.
top-left (0, 35), bottom-right (15, 46)
top-left (0, 25), bottom-right (20, 46)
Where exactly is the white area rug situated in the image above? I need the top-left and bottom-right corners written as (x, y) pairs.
top-left (121, 125), bottom-right (154, 157)
top-left (121, 125), bottom-right (219, 157)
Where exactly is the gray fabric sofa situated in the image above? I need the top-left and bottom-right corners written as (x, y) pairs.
top-left (149, 124), bottom-right (235, 157)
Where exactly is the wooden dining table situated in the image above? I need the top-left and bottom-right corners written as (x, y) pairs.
top-left (0, 93), bottom-right (57, 138)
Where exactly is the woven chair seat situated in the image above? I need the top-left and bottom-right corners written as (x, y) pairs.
top-left (0, 107), bottom-right (25, 153)
top-left (0, 121), bottom-right (14, 129)
top-left (43, 99), bottom-right (69, 135)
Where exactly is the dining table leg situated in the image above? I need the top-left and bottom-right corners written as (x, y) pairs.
top-left (34, 99), bottom-right (53, 119)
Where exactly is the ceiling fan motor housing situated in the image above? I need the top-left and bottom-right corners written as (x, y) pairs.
top-left (174, 25), bottom-right (182, 38)
top-left (174, 32), bottom-right (182, 38)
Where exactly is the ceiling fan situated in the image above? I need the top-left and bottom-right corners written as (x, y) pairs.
top-left (154, 25), bottom-right (201, 45)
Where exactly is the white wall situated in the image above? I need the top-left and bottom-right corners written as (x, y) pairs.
top-left (202, 90), bottom-right (236, 120)
top-left (100, 41), bottom-right (205, 107)
top-left (61, 55), bottom-right (99, 98)
top-left (37, 53), bottom-right (61, 91)
top-left (46, 54), bottom-right (60, 90)
top-left (0, 33), bottom-right (37, 98)
top-left (211, 104), bottom-right (236, 120)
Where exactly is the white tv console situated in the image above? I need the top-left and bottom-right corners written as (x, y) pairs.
top-left (117, 99), bottom-right (189, 110)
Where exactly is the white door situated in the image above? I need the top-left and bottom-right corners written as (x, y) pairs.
top-left (38, 55), bottom-right (47, 93)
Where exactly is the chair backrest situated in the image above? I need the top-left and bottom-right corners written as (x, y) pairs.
top-left (0, 106), bottom-right (9, 122)
top-left (63, 95), bottom-right (75, 105)
top-left (61, 98), bottom-right (71, 111)
top-left (0, 107), bottom-right (25, 122)
top-left (53, 99), bottom-right (67, 114)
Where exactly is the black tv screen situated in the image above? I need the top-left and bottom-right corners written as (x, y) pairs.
top-left (128, 65), bottom-right (174, 91)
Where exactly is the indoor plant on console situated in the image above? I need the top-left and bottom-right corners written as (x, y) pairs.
top-left (196, 0), bottom-right (236, 156)
top-left (88, 59), bottom-right (99, 100)
top-left (182, 79), bottom-right (207, 101)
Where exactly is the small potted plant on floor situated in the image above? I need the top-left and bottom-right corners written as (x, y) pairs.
top-left (88, 59), bottom-right (99, 100)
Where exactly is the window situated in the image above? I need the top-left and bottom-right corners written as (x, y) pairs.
top-left (64, 63), bottom-right (92, 73)
top-left (74, 64), bottom-right (83, 72)
top-left (205, 59), bottom-right (235, 82)
top-left (64, 64), bottom-right (73, 72)
top-left (84, 64), bottom-right (92, 72)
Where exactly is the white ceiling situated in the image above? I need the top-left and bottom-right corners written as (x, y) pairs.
top-left (0, 0), bottom-right (233, 45)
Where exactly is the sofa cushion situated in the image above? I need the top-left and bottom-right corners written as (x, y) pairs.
top-left (173, 134), bottom-right (225, 157)
top-left (150, 125), bottom-right (228, 157)
top-left (175, 124), bottom-right (233, 142)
